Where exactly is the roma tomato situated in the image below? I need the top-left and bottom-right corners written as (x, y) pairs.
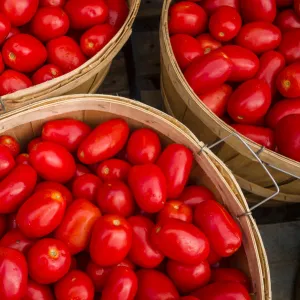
top-left (166, 259), bottom-right (211, 293)
top-left (97, 159), bottom-right (131, 181)
top-left (16, 153), bottom-right (30, 165)
top-left (276, 10), bottom-right (300, 32)
top-left (197, 84), bottom-right (232, 117)
top-left (128, 216), bottom-right (164, 268)
top-left (106, 0), bottom-right (129, 30)
top-left (0, 247), bottom-right (28, 299)
top-left (40, 0), bottom-right (65, 7)
top-left (196, 33), bottom-right (222, 55)
top-left (78, 118), bottom-right (129, 164)
top-left (128, 164), bottom-right (167, 213)
top-left (240, 0), bottom-right (276, 23)
top-left (184, 50), bottom-right (233, 94)
top-left (5, 26), bottom-right (20, 40)
top-left (47, 36), bottom-right (87, 73)
top-left (90, 215), bottom-right (132, 266)
top-left (278, 29), bottom-right (300, 64)
top-left (24, 280), bottom-right (54, 300)
top-left (0, 135), bottom-right (20, 157)
top-left (201, 0), bottom-right (240, 15)
top-left (27, 137), bottom-right (43, 153)
top-left (86, 261), bottom-right (111, 292)
top-left (227, 79), bottom-right (272, 124)
top-left (126, 128), bottom-right (161, 165)
top-left (151, 219), bottom-right (210, 265)
top-left (0, 144), bottom-right (15, 179)
top-left (0, 164), bottom-right (37, 214)
top-left (231, 124), bottom-right (275, 150)
top-left (0, 13), bottom-right (11, 45)
top-left (168, 1), bottom-right (208, 36)
top-left (157, 144), bottom-right (193, 199)
top-left (194, 200), bottom-right (242, 257)
top-left (236, 22), bottom-right (282, 54)
top-left (65, 0), bottom-right (108, 29)
top-left (2, 34), bottom-right (47, 73)
top-left (180, 185), bottom-right (216, 207)
top-left (207, 248), bottom-right (222, 265)
top-left (74, 163), bottom-right (91, 178)
top-left (29, 141), bottom-right (76, 183)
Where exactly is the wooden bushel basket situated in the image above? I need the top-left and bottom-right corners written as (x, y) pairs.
top-left (0, 0), bottom-right (140, 112)
top-left (160, 0), bottom-right (300, 205)
top-left (0, 94), bottom-right (270, 300)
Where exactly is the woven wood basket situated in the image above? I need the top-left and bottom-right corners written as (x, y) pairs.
top-left (160, 0), bottom-right (300, 205)
top-left (0, 94), bottom-right (270, 300)
top-left (0, 0), bottom-right (140, 112)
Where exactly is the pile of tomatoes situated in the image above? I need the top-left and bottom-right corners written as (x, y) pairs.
top-left (0, 117), bottom-right (251, 299)
top-left (0, 0), bottom-right (128, 96)
top-left (169, 0), bottom-right (300, 162)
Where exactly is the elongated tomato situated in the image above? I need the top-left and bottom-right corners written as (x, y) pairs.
top-left (0, 144), bottom-right (15, 179)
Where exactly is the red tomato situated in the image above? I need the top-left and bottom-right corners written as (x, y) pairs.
top-left (0, 135), bottom-right (20, 157)
top-left (277, 0), bottom-right (293, 6)
top-left (40, 0), bottom-right (65, 7)
top-left (240, 0), bottom-right (276, 23)
top-left (276, 62), bottom-right (300, 98)
top-left (65, 0), bottom-right (108, 29)
top-left (0, 215), bottom-right (6, 239)
top-left (231, 124), bottom-right (275, 150)
top-left (0, 13), bottom-right (11, 45)
top-left (167, 259), bottom-right (211, 293)
top-left (90, 215), bottom-right (132, 266)
top-left (151, 219), bottom-right (210, 264)
top-left (295, 0), bottom-right (300, 17)
top-left (197, 84), bottom-right (232, 117)
top-left (227, 79), bottom-right (272, 124)
top-left (236, 22), bottom-right (282, 54)
top-left (209, 7), bottom-right (241, 42)
top-left (16, 153), bottom-right (30, 165)
top-left (0, 164), bottom-right (37, 214)
top-left (80, 24), bottom-right (116, 57)
top-left (55, 199), bottom-right (101, 254)
top-left (180, 185), bottom-right (215, 207)
top-left (278, 29), bottom-right (300, 65)
top-left (0, 247), bottom-right (28, 299)
top-left (2, 34), bottom-right (47, 73)
top-left (0, 70), bottom-right (32, 96)
top-left (184, 50), bottom-right (233, 94)
top-left (24, 279), bottom-right (54, 300)
top-left (86, 261), bottom-right (111, 292)
top-left (194, 200), bottom-right (242, 257)
top-left (127, 216), bottom-right (164, 268)
top-left (202, 0), bottom-right (240, 15)
top-left (7, 213), bottom-right (17, 230)
top-left (196, 33), bottom-right (222, 55)
top-left (168, 1), bottom-right (208, 36)
top-left (106, 0), bottom-right (129, 30)
top-left (276, 10), bottom-right (300, 32)
top-left (74, 163), bottom-right (91, 178)
top-left (0, 54), bottom-right (4, 75)
top-left (0, 0), bottom-right (39, 27)
top-left (29, 141), bottom-right (76, 183)
top-left (0, 144), bottom-right (15, 179)
top-left (101, 266), bottom-right (138, 300)
top-left (180, 297), bottom-right (199, 300)
top-left (97, 159), bottom-right (131, 181)
top-left (135, 269), bottom-right (179, 300)
top-left (47, 36), bottom-right (87, 73)
top-left (6, 26), bottom-right (20, 40)
top-left (207, 248), bottom-right (222, 265)
top-left (128, 164), bottom-right (167, 213)
top-left (27, 137), bottom-right (43, 153)
top-left (78, 119), bottom-right (129, 164)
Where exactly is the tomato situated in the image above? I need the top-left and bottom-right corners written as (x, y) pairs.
top-left (7, 213), bottom-right (17, 230)
top-left (0, 54), bottom-right (4, 75)
top-left (97, 158), bottom-right (131, 181)
top-left (2, 34), bottom-right (47, 73)
top-left (196, 33), bottom-right (222, 55)
top-left (127, 216), bottom-right (164, 268)
top-left (6, 26), bottom-right (20, 40)
top-left (0, 135), bottom-right (20, 157)
top-left (27, 137), bottom-right (43, 153)
top-left (168, 1), bottom-right (208, 36)
top-left (16, 153), bottom-right (30, 165)
top-left (80, 24), bottom-right (116, 57)
top-left (202, 0), bottom-right (240, 15)
top-left (236, 22), bottom-right (282, 54)
top-left (227, 79), bottom-right (271, 124)
top-left (0, 0), bottom-right (39, 27)
top-left (0, 13), bottom-right (11, 45)
top-left (166, 259), bottom-right (211, 293)
top-left (101, 266), bottom-right (138, 300)
top-left (0, 216), bottom-right (6, 239)
top-left (194, 200), bottom-right (242, 257)
top-left (86, 261), bottom-right (111, 292)
top-left (40, 0), bottom-right (65, 7)
top-left (24, 279), bottom-right (54, 300)
top-left (74, 163), bottom-right (91, 178)
top-left (240, 0), bottom-right (276, 23)
top-left (0, 229), bottom-right (35, 254)
top-left (135, 269), bottom-right (179, 300)
top-left (197, 84), bottom-right (232, 117)
top-left (128, 164), bottom-right (167, 213)
top-left (180, 297), bottom-right (199, 300)
top-left (179, 185), bottom-right (215, 207)
top-left (0, 247), bottom-right (28, 299)
top-left (278, 29), bottom-right (300, 65)
top-left (209, 7), bottom-right (241, 42)
top-left (0, 164), bottom-right (37, 214)
top-left (277, 0), bottom-right (293, 6)
top-left (295, 0), bottom-right (300, 17)
top-left (276, 10), bottom-right (300, 32)
top-left (65, 0), bottom-right (108, 30)
top-left (0, 70), bottom-right (32, 96)
top-left (29, 141), bottom-right (76, 183)
top-left (151, 219), bottom-right (210, 264)
top-left (78, 119), bottom-right (129, 164)
top-left (0, 145), bottom-right (15, 179)
top-left (276, 62), bottom-right (300, 98)
top-left (184, 50), bottom-right (233, 95)
top-left (106, 0), bottom-right (129, 30)
top-left (207, 248), bottom-right (222, 265)
top-left (47, 36), bottom-right (87, 73)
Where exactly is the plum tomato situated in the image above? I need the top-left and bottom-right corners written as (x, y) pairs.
top-left (207, 248), bottom-right (222, 265)
top-left (168, 1), bottom-right (208, 36)
top-left (40, 0), bottom-right (65, 7)
top-left (227, 79), bottom-right (272, 124)
top-left (0, 135), bottom-right (20, 157)
top-left (80, 24), bottom-right (116, 57)
top-left (201, 0), bottom-right (240, 15)
top-left (0, 13), bottom-right (11, 45)
top-left (16, 153), bottom-right (30, 165)
top-left (0, 215), bottom-right (6, 239)
top-left (74, 163), bottom-right (91, 178)
top-left (27, 137), bottom-right (43, 153)
top-left (0, 144), bottom-right (15, 179)
top-left (209, 6), bottom-right (242, 42)
top-left (275, 9), bottom-right (300, 32)
top-left (179, 185), bottom-right (215, 207)
top-left (240, 0), bottom-right (276, 23)
top-left (128, 164), bottom-right (167, 213)
top-left (5, 26), bottom-right (20, 40)
top-left (196, 33), bottom-right (222, 55)
top-left (278, 29), bottom-right (300, 64)
top-left (97, 158), bottom-right (131, 181)
top-left (24, 279), bottom-right (54, 300)
top-left (78, 118), bottom-right (129, 164)
top-left (106, 0), bottom-right (129, 30)
top-left (86, 261), bottom-right (111, 292)
top-left (126, 128), bottom-right (161, 165)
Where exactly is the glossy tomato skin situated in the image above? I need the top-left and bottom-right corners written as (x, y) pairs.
top-left (184, 50), bottom-right (233, 94)
top-left (276, 10), bottom-right (300, 32)
top-left (227, 79), bottom-right (272, 124)
top-left (0, 144), bottom-right (15, 179)
top-left (106, 0), bottom-right (129, 30)
top-left (278, 29), bottom-right (300, 64)
top-left (0, 13), bottom-right (11, 45)
top-left (207, 248), bottom-right (222, 265)
top-left (180, 185), bottom-right (215, 207)
top-left (194, 200), bottom-right (242, 257)
top-left (202, 0), bottom-right (240, 15)
top-left (151, 219), bottom-right (210, 264)
top-left (236, 22), bottom-right (282, 54)
top-left (240, 0), bottom-right (276, 23)
top-left (0, 135), bottom-right (20, 157)
top-left (27, 137), bottom-right (43, 153)
top-left (16, 153), bottom-right (30, 165)
top-left (196, 33), bottom-right (222, 55)
top-left (24, 279), bottom-right (54, 300)
top-left (0, 164), bottom-right (37, 214)
top-left (40, 0), bottom-right (65, 7)
top-left (97, 159), bottom-right (131, 181)
top-left (0, 247), bottom-right (28, 299)
top-left (5, 26), bottom-right (20, 40)
top-left (74, 163), bottom-right (91, 178)
top-left (86, 261), bottom-right (111, 292)
top-left (128, 164), bottom-right (167, 213)
top-left (78, 118), bottom-right (129, 164)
